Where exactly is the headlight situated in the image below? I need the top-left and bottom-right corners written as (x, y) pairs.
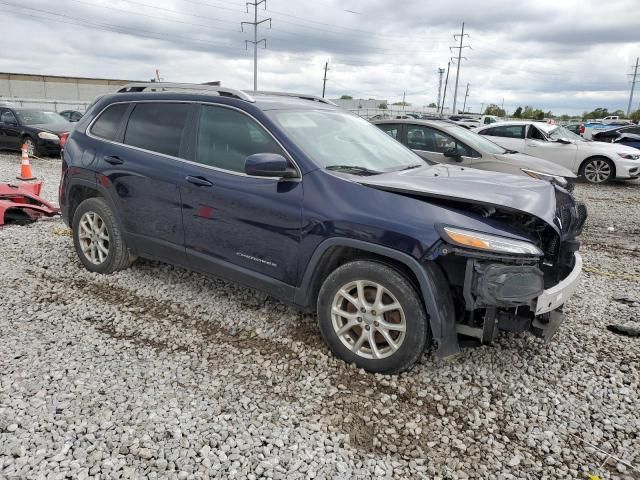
top-left (617, 152), bottom-right (640, 160)
top-left (37, 132), bottom-right (59, 141)
top-left (442, 226), bottom-right (543, 255)
top-left (521, 168), bottom-right (568, 186)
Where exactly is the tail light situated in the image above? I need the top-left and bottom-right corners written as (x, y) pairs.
top-left (59, 132), bottom-right (70, 148)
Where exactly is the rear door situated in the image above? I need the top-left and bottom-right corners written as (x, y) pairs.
top-left (90, 101), bottom-right (194, 265)
top-left (0, 109), bottom-right (22, 150)
top-left (376, 123), bottom-right (404, 141)
top-left (405, 124), bottom-right (476, 166)
top-left (178, 103), bottom-right (303, 292)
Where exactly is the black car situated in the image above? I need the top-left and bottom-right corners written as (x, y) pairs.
top-left (59, 110), bottom-right (84, 122)
top-left (0, 107), bottom-right (72, 156)
top-left (592, 124), bottom-right (640, 142)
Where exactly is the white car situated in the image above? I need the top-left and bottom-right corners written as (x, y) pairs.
top-left (473, 121), bottom-right (640, 184)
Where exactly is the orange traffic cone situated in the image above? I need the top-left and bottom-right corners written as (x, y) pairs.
top-left (17, 144), bottom-right (36, 181)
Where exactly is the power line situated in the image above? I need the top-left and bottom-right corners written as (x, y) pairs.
top-left (242, 0), bottom-right (271, 91)
top-left (450, 21), bottom-right (470, 114)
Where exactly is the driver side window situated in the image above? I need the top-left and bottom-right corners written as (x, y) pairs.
top-left (528, 126), bottom-right (546, 140)
top-left (1, 110), bottom-right (17, 124)
top-left (406, 125), bottom-right (473, 156)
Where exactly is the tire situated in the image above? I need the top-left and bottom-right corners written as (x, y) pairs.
top-left (581, 157), bottom-right (614, 184)
top-left (22, 136), bottom-right (39, 157)
top-left (317, 260), bottom-right (430, 374)
top-left (72, 197), bottom-right (133, 274)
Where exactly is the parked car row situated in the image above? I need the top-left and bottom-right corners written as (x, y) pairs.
top-left (0, 106), bottom-right (73, 156)
top-left (59, 82), bottom-right (586, 374)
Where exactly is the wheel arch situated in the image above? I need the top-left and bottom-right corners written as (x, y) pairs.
top-left (296, 238), bottom-right (460, 358)
top-left (579, 155), bottom-right (616, 179)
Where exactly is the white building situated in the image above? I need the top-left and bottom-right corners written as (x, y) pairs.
top-left (0, 72), bottom-right (138, 112)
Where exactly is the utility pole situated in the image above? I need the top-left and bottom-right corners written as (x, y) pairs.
top-left (627, 57), bottom-right (639, 116)
top-left (402, 91), bottom-right (406, 111)
top-left (450, 22), bottom-right (470, 114)
top-left (241, 0), bottom-right (271, 91)
top-left (440, 62), bottom-right (450, 115)
top-left (436, 67), bottom-right (445, 110)
top-left (322, 60), bottom-right (329, 98)
top-left (480, 102), bottom-right (485, 115)
top-left (462, 82), bottom-right (470, 113)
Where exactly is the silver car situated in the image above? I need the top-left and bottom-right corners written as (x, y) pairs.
top-left (373, 119), bottom-right (576, 188)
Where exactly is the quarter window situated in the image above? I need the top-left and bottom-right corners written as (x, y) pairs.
top-left (196, 105), bottom-right (285, 173)
top-left (124, 103), bottom-right (190, 157)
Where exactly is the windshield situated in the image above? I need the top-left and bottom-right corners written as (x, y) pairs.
top-left (445, 124), bottom-right (507, 154)
top-left (15, 110), bottom-right (66, 125)
top-left (266, 110), bottom-right (424, 172)
top-left (548, 126), bottom-right (586, 142)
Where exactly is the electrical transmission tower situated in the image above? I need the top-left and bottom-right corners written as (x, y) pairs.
top-left (322, 60), bottom-right (330, 98)
top-left (627, 57), bottom-right (639, 116)
top-left (436, 67), bottom-right (445, 110)
top-left (462, 82), bottom-right (470, 112)
top-left (242, 0), bottom-right (271, 91)
top-left (450, 22), bottom-right (470, 114)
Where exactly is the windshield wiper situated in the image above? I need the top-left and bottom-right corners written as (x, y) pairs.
top-left (325, 165), bottom-right (381, 176)
top-left (397, 164), bottom-right (424, 171)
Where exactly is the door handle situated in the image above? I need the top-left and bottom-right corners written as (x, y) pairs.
top-left (185, 175), bottom-right (213, 187)
top-left (104, 155), bottom-right (123, 165)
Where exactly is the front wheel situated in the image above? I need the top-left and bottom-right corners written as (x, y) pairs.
top-left (581, 157), bottom-right (613, 184)
top-left (317, 260), bottom-right (430, 374)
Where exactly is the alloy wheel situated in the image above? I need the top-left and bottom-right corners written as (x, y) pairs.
top-left (584, 159), bottom-right (611, 183)
top-left (78, 211), bottom-right (110, 264)
top-left (331, 280), bottom-right (406, 359)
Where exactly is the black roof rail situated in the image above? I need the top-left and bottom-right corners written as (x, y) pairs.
top-left (116, 82), bottom-right (255, 102)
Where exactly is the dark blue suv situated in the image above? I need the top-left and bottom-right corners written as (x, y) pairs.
top-left (59, 83), bottom-right (586, 374)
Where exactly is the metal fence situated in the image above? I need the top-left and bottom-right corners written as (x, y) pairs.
top-left (0, 97), bottom-right (91, 113)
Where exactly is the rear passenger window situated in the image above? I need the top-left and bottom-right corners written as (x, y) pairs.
top-left (196, 105), bottom-right (284, 173)
top-left (488, 125), bottom-right (525, 139)
top-left (124, 103), bottom-right (190, 157)
top-left (90, 103), bottom-right (129, 141)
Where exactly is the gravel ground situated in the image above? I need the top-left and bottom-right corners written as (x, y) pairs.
top-left (0, 151), bottom-right (639, 479)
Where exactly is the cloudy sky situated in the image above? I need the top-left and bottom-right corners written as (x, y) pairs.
top-left (2, 0), bottom-right (639, 114)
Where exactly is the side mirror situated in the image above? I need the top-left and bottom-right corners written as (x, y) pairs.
top-left (556, 137), bottom-right (572, 144)
top-left (443, 147), bottom-right (463, 161)
top-left (245, 153), bottom-right (297, 178)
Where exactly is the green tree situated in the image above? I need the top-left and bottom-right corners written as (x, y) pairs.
top-left (513, 106), bottom-right (523, 118)
top-left (484, 104), bottom-right (505, 117)
top-left (611, 109), bottom-right (625, 117)
top-left (340, 95), bottom-right (353, 100)
top-left (392, 101), bottom-right (411, 106)
top-left (630, 110), bottom-right (640, 121)
top-left (378, 103), bottom-right (387, 109)
top-left (428, 102), bottom-right (437, 108)
top-left (560, 114), bottom-right (570, 121)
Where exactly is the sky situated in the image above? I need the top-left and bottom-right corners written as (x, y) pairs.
top-left (1, 0), bottom-right (639, 115)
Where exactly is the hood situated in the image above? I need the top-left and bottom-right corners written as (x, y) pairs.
top-left (356, 164), bottom-right (560, 232)
top-left (492, 151), bottom-right (576, 178)
top-left (31, 123), bottom-right (72, 135)
top-left (581, 139), bottom-right (638, 154)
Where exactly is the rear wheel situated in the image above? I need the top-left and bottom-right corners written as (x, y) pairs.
top-left (72, 197), bottom-right (134, 274)
top-left (317, 260), bottom-right (429, 374)
top-left (22, 136), bottom-right (38, 157)
top-left (581, 157), bottom-right (613, 184)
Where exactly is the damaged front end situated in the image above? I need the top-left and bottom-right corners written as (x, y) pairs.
top-left (427, 186), bottom-right (587, 353)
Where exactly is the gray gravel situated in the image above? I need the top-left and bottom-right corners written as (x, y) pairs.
top-left (1, 151), bottom-right (639, 479)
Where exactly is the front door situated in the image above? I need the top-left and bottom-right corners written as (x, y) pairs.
top-left (524, 125), bottom-right (578, 171)
top-left (0, 109), bottom-right (21, 150)
top-left (406, 124), bottom-right (476, 166)
top-left (179, 104), bottom-right (303, 293)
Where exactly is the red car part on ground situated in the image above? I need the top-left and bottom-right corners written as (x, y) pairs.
top-left (0, 181), bottom-right (60, 226)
